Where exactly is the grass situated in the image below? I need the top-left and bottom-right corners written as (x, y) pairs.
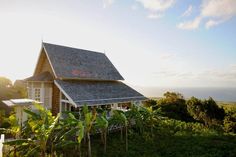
top-left (90, 130), bottom-right (236, 157)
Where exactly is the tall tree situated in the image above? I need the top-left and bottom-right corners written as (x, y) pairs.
top-left (186, 97), bottom-right (204, 122)
top-left (157, 92), bottom-right (192, 121)
top-left (186, 97), bottom-right (225, 127)
top-left (0, 77), bottom-right (12, 88)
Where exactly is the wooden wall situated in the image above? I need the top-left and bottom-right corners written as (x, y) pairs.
top-left (52, 83), bottom-right (60, 116)
top-left (34, 49), bottom-right (55, 78)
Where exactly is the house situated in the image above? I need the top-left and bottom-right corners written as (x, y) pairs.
top-left (20, 42), bottom-right (146, 116)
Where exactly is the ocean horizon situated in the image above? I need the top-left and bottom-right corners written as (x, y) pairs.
top-left (133, 86), bottom-right (236, 102)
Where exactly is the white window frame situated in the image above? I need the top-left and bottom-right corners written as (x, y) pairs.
top-left (34, 88), bottom-right (41, 102)
top-left (59, 92), bottom-right (74, 113)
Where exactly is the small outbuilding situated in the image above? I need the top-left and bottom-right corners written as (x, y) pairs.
top-left (2, 99), bottom-right (40, 127)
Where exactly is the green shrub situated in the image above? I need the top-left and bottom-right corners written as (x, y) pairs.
top-left (223, 110), bottom-right (236, 133)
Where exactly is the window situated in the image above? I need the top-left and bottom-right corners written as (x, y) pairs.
top-left (61, 102), bottom-right (71, 112)
top-left (34, 88), bottom-right (41, 101)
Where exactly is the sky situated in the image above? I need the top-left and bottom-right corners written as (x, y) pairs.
top-left (0, 0), bottom-right (235, 88)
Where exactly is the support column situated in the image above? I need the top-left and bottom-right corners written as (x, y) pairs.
top-left (52, 84), bottom-right (60, 116)
top-left (41, 83), bottom-right (44, 105)
top-left (0, 134), bottom-right (5, 157)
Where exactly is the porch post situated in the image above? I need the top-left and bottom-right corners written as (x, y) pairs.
top-left (59, 91), bottom-right (62, 113)
top-left (0, 134), bottom-right (4, 157)
top-left (41, 82), bottom-right (44, 105)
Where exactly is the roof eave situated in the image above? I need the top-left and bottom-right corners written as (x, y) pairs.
top-left (54, 80), bottom-right (78, 108)
top-left (42, 43), bottom-right (58, 78)
top-left (75, 98), bottom-right (148, 107)
top-left (58, 77), bottom-right (124, 81)
top-left (26, 81), bottom-right (53, 83)
top-left (103, 54), bottom-right (124, 80)
top-left (33, 44), bottom-right (44, 76)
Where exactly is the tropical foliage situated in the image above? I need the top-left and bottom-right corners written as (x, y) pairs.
top-left (1, 92), bottom-right (236, 157)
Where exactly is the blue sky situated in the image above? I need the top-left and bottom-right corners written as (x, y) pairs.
top-left (0, 0), bottom-right (235, 87)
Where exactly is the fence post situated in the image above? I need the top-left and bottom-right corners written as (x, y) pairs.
top-left (0, 134), bottom-right (4, 157)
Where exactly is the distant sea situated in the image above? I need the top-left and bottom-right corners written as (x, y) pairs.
top-left (134, 87), bottom-right (236, 102)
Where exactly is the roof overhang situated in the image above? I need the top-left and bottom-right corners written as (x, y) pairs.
top-left (25, 71), bottom-right (54, 82)
top-left (54, 80), bottom-right (147, 107)
top-left (54, 80), bottom-right (78, 108)
top-left (2, 99), bottom-right (41, 107)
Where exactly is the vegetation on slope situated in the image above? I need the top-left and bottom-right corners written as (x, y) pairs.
top-left (0, 92), bottom-right (235, 157)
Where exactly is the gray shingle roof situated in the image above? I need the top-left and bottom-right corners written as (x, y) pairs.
top-left (55, 80), bottom-right (146, 106)
top-left (25, 71), bottom-right (53, 82)
top-left (43, 43), bottom-right (124, 81)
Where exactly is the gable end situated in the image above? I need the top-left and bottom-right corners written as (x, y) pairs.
top-left (34, 45), bottom-right (57, 78)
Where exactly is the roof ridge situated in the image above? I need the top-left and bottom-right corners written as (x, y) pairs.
top-left (43, 42), bottom-right (105, 55)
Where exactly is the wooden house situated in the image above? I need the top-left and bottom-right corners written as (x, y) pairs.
top-left (23, 42), bottom-right (146, 115)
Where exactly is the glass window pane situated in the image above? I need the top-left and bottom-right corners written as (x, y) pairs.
top-left (34, 88), bottom-right (41, 101)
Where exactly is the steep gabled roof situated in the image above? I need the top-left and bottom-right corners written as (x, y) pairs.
top-left (55, 80), bottom-right (146, 106)
top-left (39, 42), bottom-right (124, 81)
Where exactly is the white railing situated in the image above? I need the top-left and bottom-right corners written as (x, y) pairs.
top-left (0, 134), bottom-right (4, 157)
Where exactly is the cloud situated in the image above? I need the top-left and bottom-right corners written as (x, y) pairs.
top-left (181, 5), bottom-right (193, 17)
top-left (131, 4), bottom-right (139, 10)
top-left (205, 19), bottom-right (224, 29)
top-left (154, 63), bottom-right (236, 81)
top-left (229, 64), bottom-right (236, 74)
top-left (147, 13), bottom-right (163, 19)
top-left (153, 70), bottom-right (195, 79)
top-left (177, 17), bottom-right (202, 30)
top-left (136, 0), bottom-right (175, 12)
top-left (201, 0), bottom-right (236, 28)
top-left (136, 0), bottom-right (175, 19)
top-left (153, 70), bottom-right (178, 77)
top-left (201, 0), bottom-right (236, 18)
top-left (160, 53), bottom-right (175, 60)
top-left (194, 64), bottom-right (236, 83)
top-left (200, 69), bottom-right (236, 80)
top-left (102, 0), bottom-right (115, 8)
top-left (230, 64), bottom-right (236, 70)
top-left (177, 0), bottom-right (236, 30)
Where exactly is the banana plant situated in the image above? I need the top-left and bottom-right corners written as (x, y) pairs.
top-left (4, 103), bottom-right (60, 157)
top-left (26, 104), bottom-right (60, 157)
top-left (140, 106), bottom-right (160, 137)
top-left (109, 110), bottom-right (128, 151)
top-left (0, 114), bottom-right (21, 138)
top-left (95, 111), bottom-right (108, 154)
top-left (0, 114), bottom-right (21, 157)
top-left (126, 104), bottom-right (144, 135)
top-left (82, 105), bottom-right (97, 157)
top-left (53, 112), bottom-right (85, 157)
top-left (121, 112), bottom-right (128, 152)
